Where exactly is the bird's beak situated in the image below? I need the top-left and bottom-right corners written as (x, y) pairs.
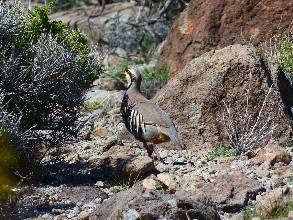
top-left (121, 71), bottom-right (127, 77)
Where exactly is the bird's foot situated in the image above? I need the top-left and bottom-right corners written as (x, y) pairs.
top-left (144, 143), bottom-right (161, 161)
top-left (151, 147), bottom-right (161, 161)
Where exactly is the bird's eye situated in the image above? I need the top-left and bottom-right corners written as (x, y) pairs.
top-left (126, 70), bottom-right (136, 80)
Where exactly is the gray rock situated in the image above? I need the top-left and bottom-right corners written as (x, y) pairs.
top-left (178, 171), bottom-right (264, 212)
top-left (93, 75), bottom-right (126, 91)
top-left (90, 186), bottom-right (221, 220)
top-left (97, 145), bottom-right (156, 180)
top-left (123, 209), bottom-right (140, 220)
top-left (51, 3), bottom-right (170, 65)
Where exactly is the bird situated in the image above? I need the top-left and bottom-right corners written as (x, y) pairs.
top-left (120, 68), bottom-right (186, 158)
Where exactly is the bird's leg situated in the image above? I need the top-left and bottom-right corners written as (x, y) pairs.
top-left (143, 142), bottom-right (161, 161)
top-left (143, 142), bottom-right (154, 158)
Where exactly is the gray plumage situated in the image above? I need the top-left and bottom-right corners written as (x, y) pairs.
top-left (120, 69), bottom-right (185, 151)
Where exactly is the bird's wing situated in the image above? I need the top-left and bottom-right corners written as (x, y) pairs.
top-left (128, 95), bottom-right (172, 128)
top-left (127, 93), bottom-right (185, 148)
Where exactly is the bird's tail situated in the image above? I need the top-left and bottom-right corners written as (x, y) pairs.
top-left (160, 127), bottom-right (186, 150)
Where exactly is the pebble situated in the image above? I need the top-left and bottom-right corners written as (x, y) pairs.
top-left (79, 210), bottom-right (90, 220)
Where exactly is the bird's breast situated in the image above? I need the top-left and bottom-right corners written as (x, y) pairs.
top-left (121, 98), bottom-right (146, 141)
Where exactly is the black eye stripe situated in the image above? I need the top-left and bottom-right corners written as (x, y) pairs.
top-left (127, 70), bottom-right (136, 80)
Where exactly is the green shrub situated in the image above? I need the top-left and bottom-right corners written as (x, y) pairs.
top-left (143, 65), bottom-right (169, 82)
top-left (0, 1), bottom-right (102, 173)
top-left (264, 33), bottom-right (293, 84)
top-left (0, 126), bottom-right (21, 191)
top-left (83, 100), bottom-right (102, 112)
top-left (243, 202), bottom-right (293, 220)
top-left (277, 34), bottom-right (293, 83)
top-left (106, 63), bottom-right (129, 82)
top-left (270, 202), bottom-right (293, 218)
top-left (141, 33), bottom-right (156, 60)
top-left (205, 147), bottom-right (239, 161)
top-left (243, 207), bottom-right (257, 220)
top-left (25, 0), bottom-right (89, 58)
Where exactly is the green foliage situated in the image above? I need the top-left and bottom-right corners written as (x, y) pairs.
top-left (277, 34), bottom-right (293, 83)
top-left (106, 63), bottom-right (129, 82)
top-left (0, 126), bottom-right (21, 201)
top-left (0, 127), bottom-right (19, 183)
top-left (287, 177), bottom-right (293, 185)
top-left (243, 207), bottom-right (257, 220)
top-left (282, 140), bottom-right (293, 148)
top-left (243, 202), bottom-right (293, 219)
top-left (205, 147), bottom-right (239, 161)
top-left (25, 0), bottom-right (89, 57)
top-left (141, 33), bottom-right (156, 61)
top-left (270, 202), bottom-right (293, 218)
top-left (83, 100), bottom-right (102, 112)
top-left (143, 65), bottom-right (169, 82)
top-left (155, 181), bottom-right (168, 190)
top-left (0, 1), bottom-right (102, 173)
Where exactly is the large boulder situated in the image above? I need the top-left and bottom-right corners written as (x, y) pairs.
top-left (95, 145), bottom-right (157, 181)
top-left (158, 0), bottom-right (293, 75)
top-left (153, 44), bottom-right (293, 150)
top-left (51, 3), bottom-right (170, 66)
top-left (176, 172), bottom-right (264, 212)
top-left (90, 186), bottom-right (221, 220)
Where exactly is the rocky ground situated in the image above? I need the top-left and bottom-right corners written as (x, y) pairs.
top-left (9, 70), bottom-right (293, 220)
top-left (2, 0), bottom-right (293, 219)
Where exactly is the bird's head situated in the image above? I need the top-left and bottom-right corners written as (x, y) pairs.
top-left (121, 68), bottom-right (142, 89)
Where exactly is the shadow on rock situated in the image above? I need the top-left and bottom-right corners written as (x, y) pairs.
top-left (90, 186), bottom-right (221, 220)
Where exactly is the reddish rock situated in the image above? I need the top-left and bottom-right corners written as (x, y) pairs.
top-left (97, 145), bottom-right (156, 180)
top-left (178, 171), bottom-right (264, 212)
top-left (154, 45), bottom-right (293, 150)
top-left (256, 187), bottom-right (292, 217)
top-left (91, 127), bottom-right (112, 138)
top-left (252, 143), bottom-right (292, 166)
top-left (159, 0), bottom-right (293, 75)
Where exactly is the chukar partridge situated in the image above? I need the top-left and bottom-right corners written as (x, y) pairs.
top-left (120, 69), bottom-right (185, 157)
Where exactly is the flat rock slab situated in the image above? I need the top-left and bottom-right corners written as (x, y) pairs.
top-left (95, 145), bottom-right (156, 181)
top-left (90, 186), bottom-right (221, 220)
top-left (177, 171), bottom-right (264, 212)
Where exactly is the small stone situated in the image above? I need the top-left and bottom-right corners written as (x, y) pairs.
top-left (123, 209), bottom-right (140, 220)
top-left (91, 127), bottom-right (112, 138)
top-left (157, 173), bottom-right (176, 188)
top-left (41, 214), bottom-right (52, 218)
top-left (167, 199), bottom-right (177, 208)
top-left (142, 177), bottom-right (158, 190)
top-left (179, 174), bottom-right (205, 191)
top-left (99, 145), bottom-right (156, 181)
top-left (251, 217), bottom-right (261, 220)
top-left (221, 156), bottom-right (236, 163)
top-left (56, 213), bottom-right (67, 220)
top-left (79, 210), bottom-right (90, 220)
top-left (288, 210), bottom-right (293, 217)
top-left (230, 213), bottom-right (244, 220)
top-left (95, 197), bottom-right (102, 204)
top-left (95, 181), bottom-right (105, 188)
top-left (190, 171), bottom-right (263, 212)
top-left (52, 208), bottom-right (64, 214)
